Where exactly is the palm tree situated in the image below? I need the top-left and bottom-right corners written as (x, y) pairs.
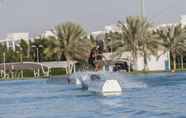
top-left (89, 34), bottom-right (97, 48)
top-left (156, 24), bottom-right (186, 72)
top-left (137, 24), bottom-right (159, 71)
top-left (44, 35), bottom-right (68, 61)
top-left (113, 16), bottom-right (158, 71)
top-left (6, 48), bottom-right (19, 62)
top-left (17, 39), bottom-right (30, 61)
top-left (105, 31), bottom-right (122, 53)
top-left (45, 22), bottom-right (92, 74)
top-left (0, 43), bottom-right (7, 63)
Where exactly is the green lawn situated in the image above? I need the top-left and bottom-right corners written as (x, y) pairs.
top-left (0, 68), bottom-right (67, 80)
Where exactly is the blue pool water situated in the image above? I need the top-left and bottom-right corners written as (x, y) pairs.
top-left (0, 72), bottom-right (186, 118)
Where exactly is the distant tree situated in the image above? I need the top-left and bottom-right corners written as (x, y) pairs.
top-left (136, 21), bottom-right (159, 71)
top-left (6, 48), bottom-right (19, 62)
top-left (156, 24), bottom-right (186, 72)
top-left (112, 16), bottom-right (159, 71)
top-left (17, 39), bottom-right (30, 61)
top-left (0, 43), bottom-right (7, 63)
top-left (89, 34), bottom-right (97, 48)
top-left (44, 22), bottom-right (92, 74)
top-left (105, 31), bottom-right (122, 53)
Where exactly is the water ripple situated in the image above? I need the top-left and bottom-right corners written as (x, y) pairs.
top-left (0, 72), bottom-right (186, 118)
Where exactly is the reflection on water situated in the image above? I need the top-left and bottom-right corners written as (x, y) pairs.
top-left (0, 72), bottom-right (186, 118)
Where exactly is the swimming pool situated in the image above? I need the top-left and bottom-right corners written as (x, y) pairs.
top-left (0, 72), bottom-right (186, 118)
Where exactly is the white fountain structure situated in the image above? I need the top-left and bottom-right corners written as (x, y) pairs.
top-left (70, 72), bottom-right (122, 96)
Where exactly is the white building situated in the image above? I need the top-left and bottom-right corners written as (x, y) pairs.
top-left (135, 51), bottom-right (170, 71)
top-left (40, 30), bottom-right (56, 39)
top-left (180, 15), bottom-right (186, 25)
top-left (91, 24), bottom-right (121, 39)
top-left (103, 51), bottom-right (170, 71)
top-left (0, 33), bottom-right (29, 51)
top-left (91, 31), bottom-right (105, 38)
top-left (105, 24), bottom-right (121, 33)
top-left (155, 23), bottom-right (176, 30)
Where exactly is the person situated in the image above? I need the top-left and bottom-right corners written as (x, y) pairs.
top-left (88, 47), bottom-right (97, 69)
top-left (95, 54), bottom-right (104, 71)
top-left (88, 46), bottom-right (105, 71)
top-left (95, 45), bottom-right (105, 71)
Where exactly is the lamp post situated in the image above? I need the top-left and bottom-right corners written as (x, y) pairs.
top-left (32, 44), bottom-right (43, 77)
top-left (16, 46), bottom-right (24, 78)
top-left (19, 47), bottom-right (23, 78)
top-left (32, 45), bottom-right (43, 63)
top-left (18, 47), bottom-right (23, 63)
top-left (3, 52), bottom-right (6, 78)
top-left (16, 44), bottom-right (23, 63)
top-left (140, 0), bottom-right (144, 17)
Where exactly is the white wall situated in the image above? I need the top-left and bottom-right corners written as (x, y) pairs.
top-left (7, 33), bottom-right (29, 41)
top-left (3, 33), bottom-right (30, 51)
top-left (135, 52), bottom-right (170, 71)
top-left (41, 30), bottom-right (56, 38)
top-left (103, 51), bottom-right (170, 71)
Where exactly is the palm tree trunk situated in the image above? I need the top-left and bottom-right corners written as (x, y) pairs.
top-left (172, 52), bottom-right (176, 72)
top-left (66, 59), bottom-right (70, 74)
top-left (143, 51), bottom-right (148, 71)
top-left (128, 57), bottom-right (131, 72)
top-left (181, 55), bottom-right (184, 70)
top-left (65, 54), bottom-right (72, 75)
top-left (27, 46), bottom-right (30, 58)
top-left (57, 52), bottom-right (62, 61)
top-left (132, 52), bottom-right (138, 71)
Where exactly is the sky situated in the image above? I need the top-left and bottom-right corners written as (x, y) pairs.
top-left (0, 0), bottom-right (186, 38)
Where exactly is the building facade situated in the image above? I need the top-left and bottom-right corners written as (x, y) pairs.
top-left (0, 33), bottom-right (29, 51)
top-left (103, 51), bottom-right (171, 71)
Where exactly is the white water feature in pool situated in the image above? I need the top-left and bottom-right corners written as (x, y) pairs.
top-left (70, 71), bottom-right (148, 93)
